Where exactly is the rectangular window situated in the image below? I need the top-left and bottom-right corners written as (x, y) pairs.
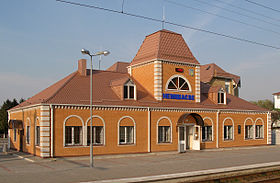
top-left (124, 85), bottom-right (128, 99)
top-left (87, 126), bottom-right (104, 145)
top-left (158, 126), bottom-right (171, 143)
top-left (119, 126), bottom-right (134, 144)
top-left (202, 126), bottom-right (212, 141)
top-left (245, 125), bottom-right (253, 139)
top-left (218, 92), bottom-right (225, 104)
top-left (129, 86), bottom-right (134, 99)
top-left (255, 125), bottom-right (264, 139)
top-left (26, 126), bottom-right (30, 144)
top-left (36, 126), bottom-right (40, 146)
top-left (65, 126), bottom-right (82, 146)
top-left (224, 125), bottom-right (233, 140)
top-left (14, 129), bottom-right (17, 142)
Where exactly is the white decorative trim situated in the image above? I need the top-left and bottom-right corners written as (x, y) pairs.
top-left (85, 115), bottom-right (106, 146)
top-left (63, 115), bottom-right (84, 147)
top-left (255, 117), bottom-right (265, 140)
top-left (202, 117), bottom-right (214, 142)
top-left (244, 117), bottom-right (254, 140)
top-left (165, 74), bottom-right (192, 93)
top-left (222, 117), bottom-right (234, 141)
top-left (118, 116), bottom-right (136, 145)
top-left (156, 116), bottom-right (172, 144)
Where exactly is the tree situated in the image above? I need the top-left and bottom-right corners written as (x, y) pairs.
top-left (251, 99), bottom-right (280, 122)
top-left (0, 99), bottom-right (24, 136)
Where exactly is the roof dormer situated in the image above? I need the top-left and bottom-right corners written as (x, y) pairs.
top-left (123, 80), bottom-right (136, 100)
top-left (110, 77), bottom-right (137, 100)
top-left (218, 88), bottom-right (226, 105)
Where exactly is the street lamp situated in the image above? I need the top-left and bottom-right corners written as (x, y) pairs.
top-left (81, 48), bottom-right (110, 168)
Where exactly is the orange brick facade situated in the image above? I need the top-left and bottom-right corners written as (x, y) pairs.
top-left (7, 30), bottom-right (271, 158)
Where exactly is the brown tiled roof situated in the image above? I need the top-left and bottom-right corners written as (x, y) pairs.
top-left (273, 92), bottom-right (280, 95)
top-left (11, 69), bottom-right (267, 112)
top-left (200, 63), bottom-right (240, 85)
top-left (131, 29), bottom-right (200, 66)
top-left (106, 62), bottom-right (130, 73)
top-left (201, 82), bottom-right (222, 93)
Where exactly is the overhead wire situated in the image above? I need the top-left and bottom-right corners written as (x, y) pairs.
top-left (56, 0), bottom-right (280, 50)
top-left (192, 0), bottom-right (280, 28)
top-left (244, 0), bottom-right (280, 14)
top-left (212, 0), bottom-right (280, 22)
top-left (166, 0), bottom-right (280, 36)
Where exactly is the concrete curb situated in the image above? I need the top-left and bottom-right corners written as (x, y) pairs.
top-left (81, 161), bottom-right (280, 183)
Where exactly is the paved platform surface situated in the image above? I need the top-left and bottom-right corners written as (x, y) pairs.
top-left (1, 145), bottom-right (280, 183)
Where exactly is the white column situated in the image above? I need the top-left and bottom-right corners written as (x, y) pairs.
top-left (154, 61), bottom-right (162, 101)
top-left (195, 65), bottom-right (200, 103)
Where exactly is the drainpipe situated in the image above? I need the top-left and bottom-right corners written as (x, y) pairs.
top-left (216, 110), bottom-right (220, 148)
top-left (50, 105), bottom-right (54, 157)
top-left (148, 107), bottom-right (151, 152)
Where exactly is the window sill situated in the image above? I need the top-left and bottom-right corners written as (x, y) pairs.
top-left (202, 140), bottom-right (213, 142)
top-left (245, 138), bottom-right (253, 140)
top-left (223, 139), bottom-right (233, 141)
top-left (64, 145), bottom-right (84, 148)
top-left (86, 144), bottom-right (105, 147)
top-left (118, 143), bottom-right (135, 146)
top-left (157, 142), bottom-right (172, 144)
top-left (255, 137), bottom-right (264, 140)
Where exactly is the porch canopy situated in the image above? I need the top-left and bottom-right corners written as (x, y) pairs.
top-left (8, 120), bottom-right (23, 130)
top-left (177, 113), bottom-right (204, 126)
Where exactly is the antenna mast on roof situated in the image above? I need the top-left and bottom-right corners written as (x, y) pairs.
top-left (162, 3), bottom-right (165, 29)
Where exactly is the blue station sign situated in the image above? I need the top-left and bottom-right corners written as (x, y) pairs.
top-left (162, 93), bottom-right (195, 101)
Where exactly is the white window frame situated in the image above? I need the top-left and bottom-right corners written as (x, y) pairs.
top-left (63, 115), bottom-right (84, 147)
top-left (26, 118), bottom-right (31, 145)
top-left (87, 126), bottom-right (104, 146)
top-left (165, 75), bottom-right (192, 92)
top-left (118, 116), bottom-right (136, 145)
top-left (202, 126), bottom-right (213, 142)
top-left (244, 118), bottom-right (254, 140)
top-left (255, 118), bottom-right (264, 139)
top-left (202, 117), bottom-right (214, 142)
top-left (156, 116), bottom-right (172, 144)
top-left (35, 126), bottom-right (40, 146)
top-left (86, 115), bottom-right (106, 146)
top-left (223, 117), bottom-right (234, 141)
top-left (218, 90), bottom-right (226, 104)
top-left (119, 126), bottom-right (134, 144)
top-left (26, 126), bottom-right (30, 145)
top-left (225, 81), bottom-right (230, 93)
top-left (255, 125), bottom-right (264, 139)
top-left (124, 80), bottom-right (136, 100)
top-left (65, 126), bottom-right (83, 146)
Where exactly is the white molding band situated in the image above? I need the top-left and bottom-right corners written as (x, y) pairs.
top-left (154, 61), bottom-right (162, 101)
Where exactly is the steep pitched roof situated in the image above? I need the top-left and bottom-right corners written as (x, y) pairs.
top-left (131, 29), bottom-right (199, 66)
top-left (200, 63), bottom-right (240, 85)
top-left (106, 61), bottom-right (130, 73)
top-left (11, 67), bottom-right (267, 112)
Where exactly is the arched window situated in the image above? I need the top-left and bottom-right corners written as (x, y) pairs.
top-left (35, 117), bottom-right (40, 146)
top-left (166, 75), bottom-right (191, 92)
top-left (157, 117), bottom-right (172, 143)
top-left (202, 117), bottom-right (213, 142)
top-left (255, 118), bottom-right (264, 139)
top-left (86, 116), bottom-right (105, 146)
top-left (64, 115), bottom-right (84, 146)
top-left (26, 118), bottom-right (31, 145)
top-left (118, 116), bottom-right (135, 145)
top-left (223, 117), bottom-right (234, 140)
top-left (244, 118), bottom-right (254, 140)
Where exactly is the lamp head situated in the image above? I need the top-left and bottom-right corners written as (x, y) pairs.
top-left (103, 50), bottom-right (110, 56)
top-left (81, 48), bottom-right (90, 55)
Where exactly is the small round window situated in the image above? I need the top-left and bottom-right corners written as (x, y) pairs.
top-left (167, 75), bottom-right (191, 92)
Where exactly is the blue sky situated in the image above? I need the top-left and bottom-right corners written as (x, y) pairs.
top-left (1, 0), bottom-right (280, 104)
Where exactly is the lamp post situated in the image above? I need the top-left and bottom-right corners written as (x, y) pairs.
top-left (81, 48), bottom-right (110, 168)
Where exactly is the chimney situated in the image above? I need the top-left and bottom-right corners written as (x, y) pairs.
top-left (78, 59), bottom-right (87, 76)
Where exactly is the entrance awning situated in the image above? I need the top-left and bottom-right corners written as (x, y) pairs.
top-left (8, 120), bottom-right (23, 130)
top-left (177, 113), bottom-right (204, 126)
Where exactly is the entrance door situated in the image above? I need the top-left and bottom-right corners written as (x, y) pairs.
top-left (178, 127), bottom-right (186, 153)
top-left (192, 125), bottom-right (200, 150)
